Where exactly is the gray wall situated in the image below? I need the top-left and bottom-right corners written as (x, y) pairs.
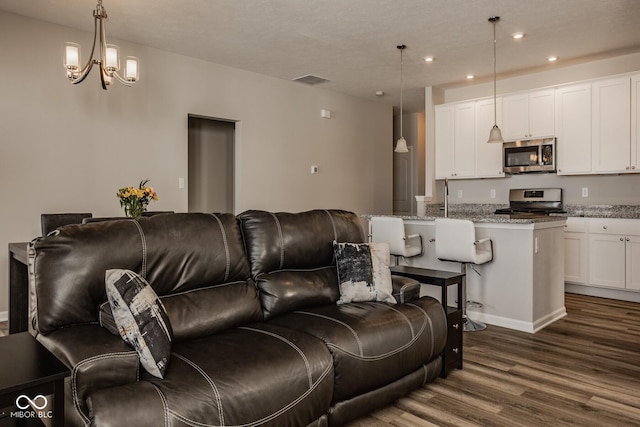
top-left (0, 11), bottom-right (392, 314)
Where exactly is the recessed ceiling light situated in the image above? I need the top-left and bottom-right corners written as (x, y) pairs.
top-left (547, 56), bottom-right (558, 62)
top-left (512, 32), bottom-right (525, 40)
top-left (424, 56), bottom-right (435, 63)
top-left (466, 74), bottom-right (475, 80)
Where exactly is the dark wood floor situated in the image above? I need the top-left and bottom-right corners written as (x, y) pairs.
top-left (347, 292), bottom-right (640, 426)
top-left (1, 294), bottom-right (638, 425)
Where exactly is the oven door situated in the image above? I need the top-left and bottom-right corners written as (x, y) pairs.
top-left (503, 138), bottom-right (555, 173)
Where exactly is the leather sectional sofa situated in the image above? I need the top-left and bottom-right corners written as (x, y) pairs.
top-left (28, 209), bottom-right (447, 426)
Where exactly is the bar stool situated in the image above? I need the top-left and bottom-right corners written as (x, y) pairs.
top-left (435, 218), bottom-right (493, 331)
top-left (370, 216), bottom-right (423, 265)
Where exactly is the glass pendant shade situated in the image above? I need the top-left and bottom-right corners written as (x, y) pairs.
top-left (487, 124), bottom-right (504, 144)
top-left (395, 136), bottom-right (409, 153)
top-left (125, 57), bottom-right (139, 81)
top-left (64, 42), bottom-right (81, 69)
top-left (105, 44), bottom-right (120, 71)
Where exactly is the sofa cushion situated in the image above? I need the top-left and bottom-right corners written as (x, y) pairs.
top-left (30, 213), bottom-right (251, 334)
top-left (100, 279), bottom-right (264, 341)
top-left (334, 241), bottom-right (395, 305)
top-left (255, 267), bottom-right (339, 320)
top-left (86, 323), bottom-right (334, 427)
top-left (239, 209), bottom-right (365, 278)
top-left (105, 269), bottom-right (173, 379)
top-left (268, 296), bottom-right (447, 403)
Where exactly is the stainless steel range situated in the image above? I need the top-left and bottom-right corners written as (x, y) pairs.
top-left (494, 188), bottom-right (566, 218)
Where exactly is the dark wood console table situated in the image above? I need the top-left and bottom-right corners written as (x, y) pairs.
top-left (390, 265), bottom-right (464, 377)
top-left (8, 242), bottom-right (29, 334)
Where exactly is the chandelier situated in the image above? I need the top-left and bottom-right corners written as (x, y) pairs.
top-left (63, 0), bottom-right (139, 89)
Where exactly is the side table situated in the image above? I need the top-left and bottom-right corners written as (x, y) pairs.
top-left (0, 333), bottom-right (68, 426)
top-left (390, 265), bottom-right (464, 378)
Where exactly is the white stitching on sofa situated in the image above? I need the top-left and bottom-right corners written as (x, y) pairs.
top-left (269, 212), bottom-right (285, 269)
top-left (72, 351), bottom-right (138, 425)
top-left (293, 311), bottom-right (364, 356)
top-left (384, 305), bottom-right (415, 338)
top-left (239, 327), bottom-right (313, 388)
top-left (407, 303), bottom-right (435, 360)
top-left (133, 220), bottom-right (148, 278)
top-left (149, 383), bottom-right (169, 427)
top-left (209, 213), bottom-right (231, 282)
top-left (323, 210), bottom-right (338, 242)
top-left (172, 352), bottom-right (225, 424)
top-left (166, 362), bottom-right (333, 427)
top-left (162, 281), bottom-right (247, 298)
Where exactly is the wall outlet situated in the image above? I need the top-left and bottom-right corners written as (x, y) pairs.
top-left (582, 187), bottom-right (588, 197)
top-left (178, 177), bottom-right (185, 189)
top-left (310, 165), bottom-right (319, 174)
top-left (490, 189), bottom-right (496, 199)
top-left (457, 189), bottom-right (463, 198)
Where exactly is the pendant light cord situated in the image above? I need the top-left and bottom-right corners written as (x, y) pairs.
top-left (490, 17), bottom-right (499, 126)
top-left (398, 45), bottom-right (406, 138)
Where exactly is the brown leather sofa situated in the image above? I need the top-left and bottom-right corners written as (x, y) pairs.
top-left (28, 210), bottom-right (447, 426)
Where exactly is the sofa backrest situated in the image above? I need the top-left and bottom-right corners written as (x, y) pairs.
top-left (30, 213), bottom-right (257, 335)
top-left (239, 209), bottom-right (365, 319)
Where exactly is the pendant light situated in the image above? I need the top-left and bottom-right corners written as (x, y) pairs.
top-left (487, 16), bottom-right (504, 144)
top-left (394, 44), bottom-right (409, 153)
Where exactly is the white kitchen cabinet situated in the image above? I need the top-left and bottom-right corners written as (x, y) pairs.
top-left (632, 75), bottom-right (640, 172)
top-left (475, 98), bottom-right (505, 178)
top-left (564, 218), bottom-right (588, 284)
top-left (592, 76), bottom-right (632, 173)
top-left (556, 83), bottom-right (592, 175)
top-left (502, 89), bottom-right (555, 141)
top-left (587, 218), bottom-right (640, 290)
top-left (435, 102), bottom-right (475, 179)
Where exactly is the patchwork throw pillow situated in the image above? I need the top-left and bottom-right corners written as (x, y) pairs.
top-left (105, 269), bottom-right (173, 379)
top-left (333, 241), bottom-right (396, 305)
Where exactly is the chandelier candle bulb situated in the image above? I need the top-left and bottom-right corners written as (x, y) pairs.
top-left (105, 44), bottom-right (120, 70)
top-left (64, 43), bottom-right (80, 69)
top-left (125, 57), bottom-right (139, 81)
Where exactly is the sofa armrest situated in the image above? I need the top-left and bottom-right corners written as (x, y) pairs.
top-left (391, 275), bottom-right (420, 304)
top-left (36, 324), bottom-right (139, 422)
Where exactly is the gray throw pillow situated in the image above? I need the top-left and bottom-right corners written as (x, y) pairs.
top-left (333, 241), bottom-right (396, 305)
top-left (105, 269), bottom-right (173, 379)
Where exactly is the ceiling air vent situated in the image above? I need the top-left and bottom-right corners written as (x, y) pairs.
top-left (292, 74), bottom-right (330, 85)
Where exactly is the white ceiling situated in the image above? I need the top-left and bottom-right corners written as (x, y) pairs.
top-left (2, 0), bottom-right (640, 113)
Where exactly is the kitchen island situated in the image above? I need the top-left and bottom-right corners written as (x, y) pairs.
top-left (366, 212), bottom-right (567, 333)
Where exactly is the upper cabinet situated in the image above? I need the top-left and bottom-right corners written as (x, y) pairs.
top-left (502, 89), bottom-right (555, 141)
top-left (435, 102), bottom-right (476, 179)
top-left (632, 75), bottom-right (640, 169)
top-left (475, 98), bottom-right (504, 178)
top-left (556, 83), bottom-right (592, 175)
top-left (435, 99), bottom-right (504, 180)
top-left (592, 76), bottom-right (632, 173)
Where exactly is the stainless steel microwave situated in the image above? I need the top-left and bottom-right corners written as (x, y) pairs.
top-left (503, 138), bottom-right (556, 174)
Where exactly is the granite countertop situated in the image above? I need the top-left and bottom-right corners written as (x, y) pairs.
top-left (364, 203), bottom-right (640, 224)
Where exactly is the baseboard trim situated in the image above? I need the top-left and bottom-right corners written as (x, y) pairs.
top-left (469, 306), bottom-right (567, 334)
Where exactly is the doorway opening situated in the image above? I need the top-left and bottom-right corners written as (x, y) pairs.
top-left (187, 115), bottom-right (235, 213)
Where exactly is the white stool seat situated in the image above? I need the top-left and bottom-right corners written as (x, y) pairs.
top-left (370, 216), bottom-right (423, 260)
top-left (435, 218), bottom-right (493, 332)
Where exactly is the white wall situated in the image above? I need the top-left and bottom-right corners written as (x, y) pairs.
top-left (428, 52), bottom-right (640, 206)
top-left (0, 11), bottom-right (393, 313)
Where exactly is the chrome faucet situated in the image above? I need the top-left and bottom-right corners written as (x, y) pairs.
top-left (444, 178), bottom-right (449, 218)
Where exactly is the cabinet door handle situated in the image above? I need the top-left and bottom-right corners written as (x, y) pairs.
top-left (603, 225), bottom-right (607, 229)
top-left (452, 323), bottom-right (460, 330)
top-left (633, 166), bottom-right (637, 170)
top-left (627, 238), bottom-right (631, 242)
top-left (621, 237), bottom-right (625, 241)
top-left (452, 347), bottom-right (459, 354)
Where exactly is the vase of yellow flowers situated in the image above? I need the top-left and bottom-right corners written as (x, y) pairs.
top-left (117, 179), bottom-right (159, 218)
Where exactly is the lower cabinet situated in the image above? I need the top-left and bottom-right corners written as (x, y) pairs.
top-left (565, 217), bottom-right (640, 293)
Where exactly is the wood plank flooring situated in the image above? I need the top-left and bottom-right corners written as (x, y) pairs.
top-left (347, 293), bottom-right (640, 427)
top-left (1, 293), bottom-right (638, 425)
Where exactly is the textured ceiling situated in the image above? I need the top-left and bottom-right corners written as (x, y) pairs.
top-left (2, 0), bottom-right (640, 113)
